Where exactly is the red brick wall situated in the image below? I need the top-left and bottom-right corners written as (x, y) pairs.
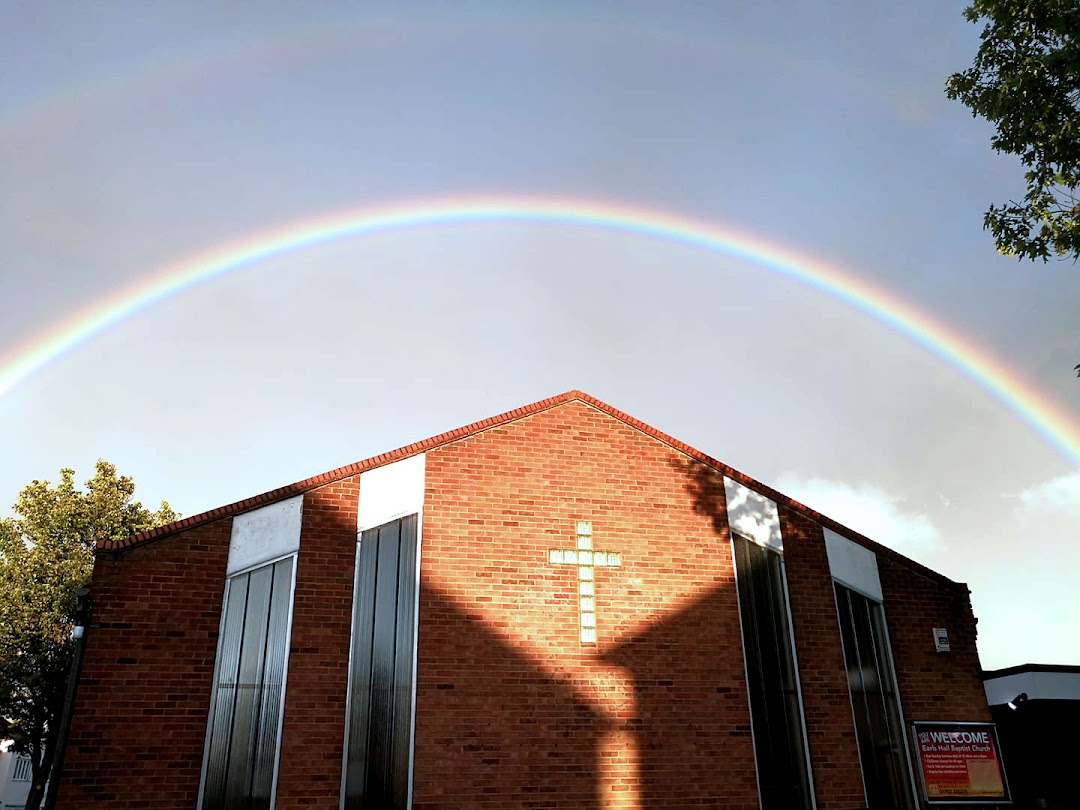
top-left (57, 397), bottom-right (993, 809)
top-left (879, 556), bottom-right (990, 724)
top-left (779, 506), bottom-right (868, 810)
top-left (416, 400), bottom-right (759, 810)
top-left (57, 518), bottom-right (232, 808)
top-left (274, 476), bottom-right (359, 807)
top-left (779, 510), bottom-right (991, 810)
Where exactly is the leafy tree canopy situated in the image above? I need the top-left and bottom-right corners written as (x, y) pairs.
top-left (0, 461), bottom-right (176, 810)
top-left (946, 0), bottom-right (1080, 261)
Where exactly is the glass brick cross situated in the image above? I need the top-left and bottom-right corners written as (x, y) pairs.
top-left (547, 520), bottom-right (622, 644)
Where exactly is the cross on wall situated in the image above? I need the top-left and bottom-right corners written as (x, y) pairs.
top-left (547, 521), bottom-right (622, 644)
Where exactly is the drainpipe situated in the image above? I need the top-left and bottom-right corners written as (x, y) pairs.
top-left (43, 587), bottom-right (92, 810)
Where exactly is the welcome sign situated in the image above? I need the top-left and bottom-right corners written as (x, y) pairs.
top-left (911, 722), bottom-right (1011, 804)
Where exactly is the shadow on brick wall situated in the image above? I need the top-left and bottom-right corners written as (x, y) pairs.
top-left (410, 452), bottom-right (760, 809)
top-left (602, 584), bottom-right (758, 809)
top-left (415, 574), bottom-right (756, 810)
top-left (413, 580), bottom-right (609, 809)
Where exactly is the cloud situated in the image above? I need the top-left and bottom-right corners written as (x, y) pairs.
top-left (1015, 472), bottom-right (1080, 513)
top-left (774, 474), bottom-right (941, 556)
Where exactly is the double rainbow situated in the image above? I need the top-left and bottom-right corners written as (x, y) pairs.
top-left (2, 195), bottom-right (1077, 466)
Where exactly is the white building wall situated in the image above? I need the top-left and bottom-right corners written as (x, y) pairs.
top-left (357, 454), bottom-right (426, 531)
top-left (0, 747), bottom-right (33, 809)
top-left (723, 478), bottom-right (783, 553)
top-left (823, 528), bottom-right (883, 602)
top-left (227, 495), bottom-right (303, 576)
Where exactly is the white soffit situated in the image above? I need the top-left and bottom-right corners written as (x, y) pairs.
top-left (357, 453), bottom-right (426, 532)
top-left (724, 477), bottom-right (783, 553)
top-left (824, 527), bottom-right (883, 602)
top-left (228, 495), bottom-right (303, 576)
top-left (984, 671), bottom-right (1080, 705)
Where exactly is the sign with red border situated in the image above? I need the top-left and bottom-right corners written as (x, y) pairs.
top-left (911, 722), bottom-right (1011, 804)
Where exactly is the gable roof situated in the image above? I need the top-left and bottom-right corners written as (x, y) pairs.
top-left (101, 390), bottom-right (964, 590)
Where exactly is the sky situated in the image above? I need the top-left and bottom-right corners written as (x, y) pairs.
top-left (1, 2), bottom-right (1077, 671)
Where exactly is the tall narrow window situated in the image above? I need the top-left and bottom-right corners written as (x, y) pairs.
top-left (343, 514), bottom-right (419, 810)
top-left (732, 534), bottom-right (813, 810)
top-left (834, 583), bottom-right (914, 810)
top-left (201, 556), bottom-right (294, 810)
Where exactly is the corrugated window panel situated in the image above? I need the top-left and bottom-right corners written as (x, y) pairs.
top-left (203, 573), bottom-right (250, 809)
top-left (736, 541), bottom-right (773, 768)
top-left (857, 597), bottom-right (891, 799)
top-left (762, 549), bottom-right (787, 775)
top-left (344, 529), bottom-right (381, 809)
top-left (344, 514), bottom-right (420, 810)
top-left (836, 586), bottom-right (878, 792)
top-left (390, 514), bottom-right (419, 809)
top-left (367, 519), bottom-right (404, 805)
top-left (201, 558), bottom-right (298, 810)
top-left (733, 535), bottom-right (812, 810)
top-left (769, 555), bottom-right (806, 787)
top-left (223, 564), bottom-right (273, 807)
top-left (835, 583), bottom-right (914, 810)
top-left (866, 600), bottom-right (913, 807)
top-left (248, 556), bottom-right (294, 807)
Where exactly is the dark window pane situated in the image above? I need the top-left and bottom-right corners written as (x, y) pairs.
top-left (201, 557), bottom-right (294, 810)
top-left (344, 514), bottom-right (419, 810)
top-left (203, 574), bottom-right (249, 806)
top-left (344, 534), bottom-right (380, 803)
top-left (250, 557), bottom-right (294, 802)
top-left (733, 535), bottom-right (812, 810)
top-left (366, 520), bottom-right (404, 806)
top-left (224, 564), bottom-right (273, 807)
top-left (391, 516), bottom-right (419, 807)
top-left (834, 583), bottom-right (913, 810)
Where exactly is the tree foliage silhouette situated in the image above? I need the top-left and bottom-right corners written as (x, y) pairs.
top-left (946, 1), bottom-right (1080, 263)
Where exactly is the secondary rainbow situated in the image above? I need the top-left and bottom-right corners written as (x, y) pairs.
top-left (3, 195), bottom-right (1078, 466)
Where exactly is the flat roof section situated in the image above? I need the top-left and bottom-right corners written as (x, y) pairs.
top-left (983, 664), bottom-right (1080, 705)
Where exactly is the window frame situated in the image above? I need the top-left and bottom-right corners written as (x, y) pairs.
top-left (832, 581), bottom-right (920, 810)
top-left (730, 531), bottom-right (818, 810)
top-left (340, 511), bottom-right (424, 810)
top-left (196, 551), bottom-right (298, 810)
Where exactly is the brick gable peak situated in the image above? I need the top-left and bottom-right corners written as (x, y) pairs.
top-left (99, 390), bottom-right (964, 591)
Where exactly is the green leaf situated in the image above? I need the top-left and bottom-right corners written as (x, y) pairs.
top-left (947, 0), bottom-right (1080, 264)
top-left (0, 461), bottom-right (178, 810)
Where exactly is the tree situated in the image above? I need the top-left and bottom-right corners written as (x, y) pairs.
top-left (0, 462), bottom-right (176, 810)
top-left (946, 1), bottom-right (1080, 263)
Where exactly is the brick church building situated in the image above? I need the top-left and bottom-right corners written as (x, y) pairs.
top-left (58, 391), bottom-right (1000, 809)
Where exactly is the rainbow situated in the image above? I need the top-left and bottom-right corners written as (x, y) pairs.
top-left (3, 195), bottom-right (1079, 466)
